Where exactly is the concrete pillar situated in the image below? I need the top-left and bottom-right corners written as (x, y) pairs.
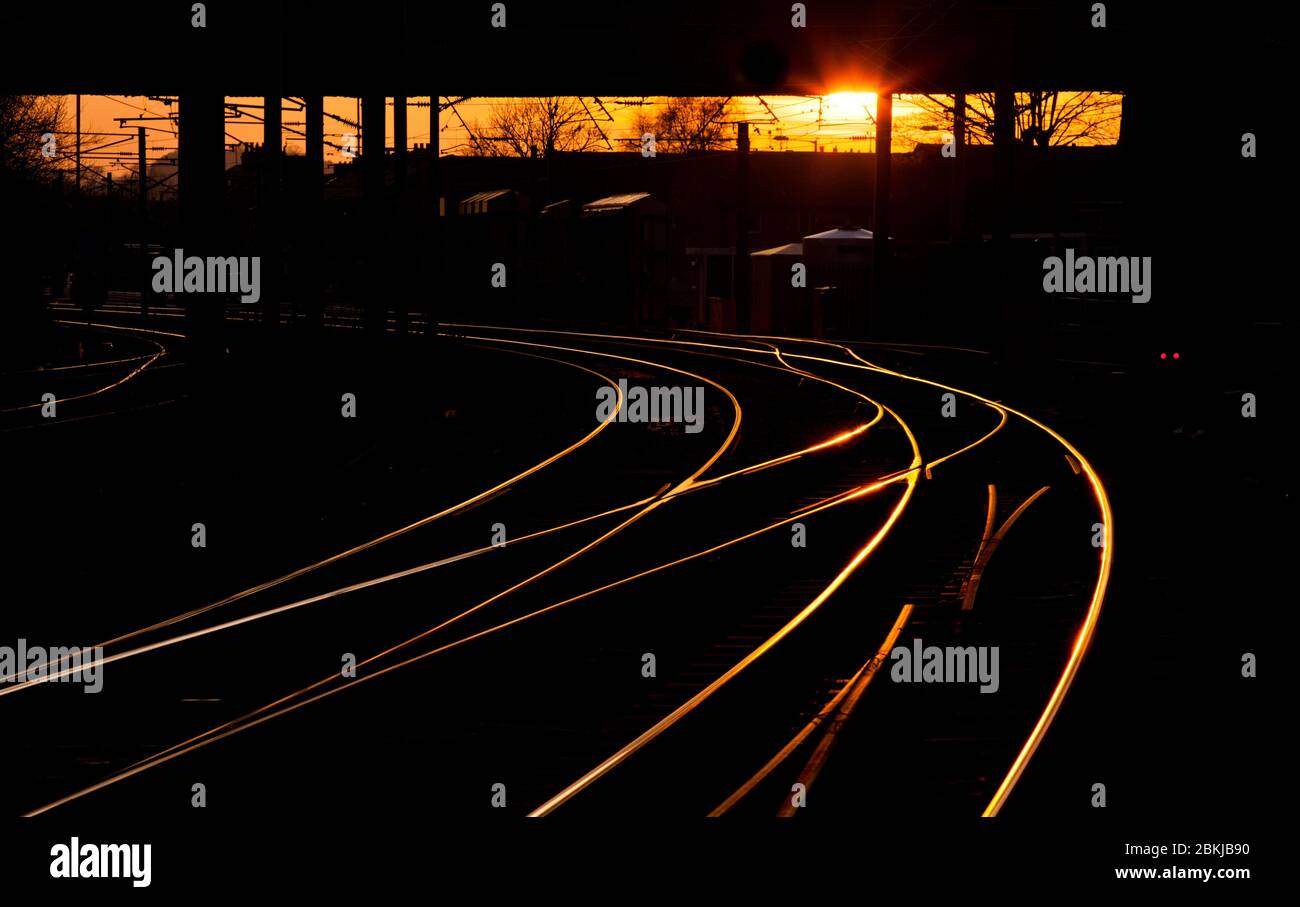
top-left (303, 96), bottom-right (325, 332)
top-left (734, 122), bottom-right (751, 332)
top-left (993, 85), bottom-right (1014, 247)
top-left (262, 94), bottom-right (282, 329)
top-left (362, 95), bottom-right (387, 335)
top-left (177, 92), bottom-right (226, 358)
top-left (178, 94), bottom-right (225, 240)
top-left (393, 96), bottom-right (409, 334)
top-left (992, 85), bottom-right (1017, 344)
top-left (950, 93), bottom-right (967, 243)
top-left (394, 96), bottom-right (408, 196)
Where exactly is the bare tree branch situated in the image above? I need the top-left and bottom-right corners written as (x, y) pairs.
top-left (472, 97), bottom-right (602, 157)
top-left (902, 91), bottom-right (1123, 147)
top-left (632, 97), bottom-right (738, 154)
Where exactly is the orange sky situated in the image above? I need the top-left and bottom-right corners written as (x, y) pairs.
top-left (62, 93), bottom-right (1118, 179)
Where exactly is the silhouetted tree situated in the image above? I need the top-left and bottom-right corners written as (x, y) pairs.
top-left (633, 97), bottom-right (737, 153)
top-left (903, 91), bottom-right (1123, 147)
top-left (0, 95), bottom-right (66, 185)
top-left (1, 97), bottom-right (78, 364)
top-left (471, 97), bottom-right (601, 157)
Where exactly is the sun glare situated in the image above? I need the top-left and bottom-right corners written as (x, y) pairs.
top-left (823, 91), bottom-right (876, 121)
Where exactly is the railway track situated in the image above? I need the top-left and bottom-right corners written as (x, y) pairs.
top-left (5, 305), bottom-right (1110, 819)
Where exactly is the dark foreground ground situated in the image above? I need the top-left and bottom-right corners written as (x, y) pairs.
top-left (1, 307), bottom-right (1283, 885)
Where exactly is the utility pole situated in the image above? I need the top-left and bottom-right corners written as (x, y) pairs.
top-left (429, 94), bottom-right (440, 340)
top-left (872, 89), bottom-right (893, 331)
top-left (950, 93), bottom-right (967, 243)
top-left (137, 127), bottom-right (148, 216)
top-left (139, 127), bottom-right (149, 317)
top-left (75, 94), bottom-right (81, 198)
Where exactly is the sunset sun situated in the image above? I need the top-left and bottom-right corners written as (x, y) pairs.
top-left (823, 91), bottom-right (876, 120)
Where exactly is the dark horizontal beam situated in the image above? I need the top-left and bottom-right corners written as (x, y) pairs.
top-left (0, 0), bottom-right (1241, 96)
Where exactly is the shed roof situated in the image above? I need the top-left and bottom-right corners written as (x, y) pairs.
top-left (583, 192), bottom-right (654, 213)
top-left (751, 242), bottom-right (804, 257)
top-left (459, 189), bottom-right (518, 214)
top-left (803, 226), bottom-right (875, 242)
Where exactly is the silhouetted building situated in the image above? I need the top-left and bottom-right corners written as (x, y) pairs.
top-left (578, 193), bottom-right (668, 326)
